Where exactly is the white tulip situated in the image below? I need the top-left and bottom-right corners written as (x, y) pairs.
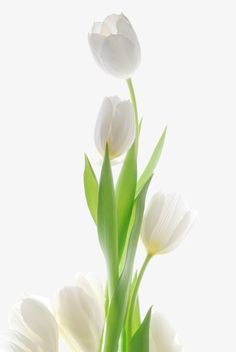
top-left (7, 297), bottom-right (58, 352)
top-left (94, 96), bottom-right (136, 159)
top-left (88, 13), bottom-right (141, 79)
top-left (141, 192), bottom-right (197, 256)
top-left (150, 312), bottom-right (184, 352)
top-left (54, 274), bottom-right (105, 352)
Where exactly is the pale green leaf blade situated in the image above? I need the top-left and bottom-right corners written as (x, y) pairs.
top-left (130, 307), bottom-right (152, 352)
top-left (132, 297), bottom-right (141, 335)
top-left (125, 273), bottom-right (141, 339)
top-left (136, 127), bottom-right (167, 196)
top-left (83, 155), bottom-right (98, 223)
top-left (116, 143), bottom-right (137, 260)
top-left (130, 274), bottom-right (141, 335)
top-left (97, 146), bottom-right (118, 296)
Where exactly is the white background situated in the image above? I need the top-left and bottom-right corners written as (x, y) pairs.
top-left (0, 1), bottom-right (236, 351)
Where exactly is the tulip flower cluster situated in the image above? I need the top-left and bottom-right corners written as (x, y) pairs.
top-left (0, 13), bottom-right (197, 352)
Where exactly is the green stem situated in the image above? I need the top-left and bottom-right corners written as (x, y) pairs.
top-left (99, 323), bottom-right (105, 352)
top-left (127, 78), bottom-right (139, 152)
top-left (126, 254), bottom-right (152, 344)
top-left (127, 78), bottom-right (139, 130)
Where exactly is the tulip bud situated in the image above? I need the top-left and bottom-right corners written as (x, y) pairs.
top-left (150, 312), bottom-right (184, 352)
top-left (8, 297), bottom-right (58, 352)
top-left (88, 13), bottom-right (141, 79)
top-left (54, 275), bottom-right (104, 352)
top-left (94, 96), bottom-right (136, 159)
top-left (141, 192), bottom-right (197, 256)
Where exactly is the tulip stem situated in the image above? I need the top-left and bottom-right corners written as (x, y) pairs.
top-left (126, 254), bottom-right (152, 345)
top-left (126, 78), bottom-right (139, 143)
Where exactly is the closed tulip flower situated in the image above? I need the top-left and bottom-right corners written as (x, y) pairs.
top-left (7, 297), bottom-right (58, 352)
top-left (141, 192), bottom-right (197, 256)
top-left (94, 96), bottom-right (136, 158)
top-left (150, 312), bottom-right (184, 352)
top-left (88, 13), bottom-right (141, 79)
top-left (54, 274), bottom-right (104, 352)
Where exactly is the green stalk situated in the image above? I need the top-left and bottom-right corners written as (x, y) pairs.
top-left (126, 254), bottom-right (152, 345)
top-left (127, 78), bottom-right (139, 130)
top-left (127, 78), bottom-right (139, 152)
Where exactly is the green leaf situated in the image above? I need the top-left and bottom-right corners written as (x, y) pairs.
top-left (130, 307), bottom-right (152, 352)
top-left (130, 274), bottom-right (141, 335)
top-left (132, 297), bottom-right (141, 335)
top-left (103, 177), bottom-right (152, 352)
top-left (83, 155), bottom-right (98, 223)
top-left (138, 118), bottom-right (143, 136)
top-left (116, 143), bottom-right (137, 260)
top-left (97, 146), bottom-right (118, 297)
top-left (136, 127), bottom-right (167, 196)
top-left (124, 273), bottom-right (141, 343)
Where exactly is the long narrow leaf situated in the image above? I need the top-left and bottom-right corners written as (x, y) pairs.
top-left (129, 273), bottom-right (141, 336)
top-left (116, 143), bottom-right (137, 260)
top-left (136, 127), bottom-right (167, 196)
top-left (97, 146), bottom-right (118, 297)
top-left (83, 155), bottom-right (98, 223)
top-left (130, 307), bottom-right (152, 352)
top-left (103, 177), bottom-right (152, 352)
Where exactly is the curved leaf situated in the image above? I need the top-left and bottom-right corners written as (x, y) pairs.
top-left (97, 146), bottom-right (118, 297)
top-left (116, 143), bottom-right (137, 261)
top-left (83, 155), bottom-right (98, 223)
top-left (130, 307), bottom-right (152, 352)
top-left (136, 127), bottom-right (167, 196)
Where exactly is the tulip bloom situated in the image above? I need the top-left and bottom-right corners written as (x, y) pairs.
top-left (141, 192), bottom-right (197, 256)
top-left (94, 96), bottom-right (136, 158)
top-left (88, 13), bottom-right (141, 79)
top-left (150, 312), bottom-right (184, 352)
top-left (8, 297), bottom-right (58, 352)
top-left (54, 274), bottom-right (104, 352)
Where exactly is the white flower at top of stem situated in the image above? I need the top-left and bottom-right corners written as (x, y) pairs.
top-left (53, 274), bottom-right (105, 352)
top-left (141, 192), bottom-right (198, 256)
top-left (88, 13), bottom-right (141, 79)
top-left (150, 312), bottom-right (184, 352)
top-left (94, 96), bottom-right (136, 159)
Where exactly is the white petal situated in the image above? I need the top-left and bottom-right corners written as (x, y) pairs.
top-left (94, 97), bottom-right (113, 155)
top-left (1, 331), bottom-right (39, 352)
top-left (149, 194), bottom-right (188, 252)
top-left (141, 192), bottom-right (166, 247)
top-left (150, 312), bottom-right (184, 352)
top-left (9, 298), bottom-right (58, 352)
top-left (161, 210), bottom-right (198, 254)
top-left (75, 273), bottom-right (105, 310)
top-left (100, 34), bottom-right (141, 79)
top-left (54, 286), bottom-right (104, 352)
top-left (22, 299), bottom-right (58, 352)
top-left (108, 96), bottom-right (121, 108)
top-left (91, 22), bottom-right (111, 36)
top-left (103, 14), bottom-right (123, 34)
top-left (91, 22), bottom-right (103, 34)
top-left (88, 33), bottom-right (106, 71)
top-left (116, 16), bottom-right (140, 45)
top-left (109, 100), bottom-right (135, 157)
top-left (9, 305), bottom-right (36, 345)
top-left (0, 343), bottom-right (25, 352)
